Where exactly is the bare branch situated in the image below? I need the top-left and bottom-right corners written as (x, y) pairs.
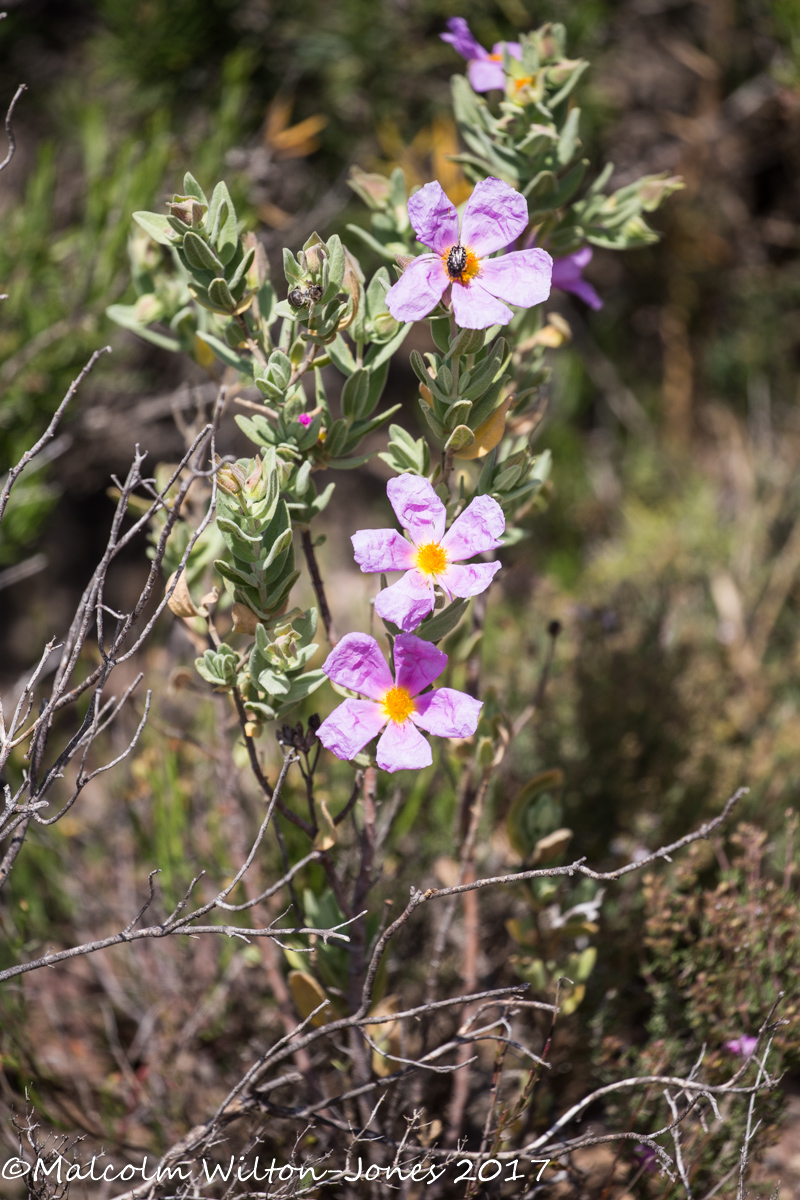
top-left (0, 81), bottom-right (26, 173)
top-left (0, 348), bottom-right (110, 524)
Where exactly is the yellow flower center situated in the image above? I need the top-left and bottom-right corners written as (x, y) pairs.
top-left (415, 541), bottom-right (448, 576)
top-left (381, 685), bottom-right (415, 724)
top-left (442, 244), bottom-right (481, 286)
top-left (513, 75), bottom-right (534, 91)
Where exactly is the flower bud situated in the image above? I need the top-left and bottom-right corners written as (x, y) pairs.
top-left (245, 456), bottom-right (267, 499)
top-left (304, 243), bottom-right (326, 273)
top-left (134, 294), bottom-right (163, 323)
top-left (217, 462), bottom-right (246, 495)
top-left (348, 166), bottom-right (392, 211)
top-left (637, 174), bottom-right (684, 211)
top-left (169, 195), bottom-right (207, 227)
top-left (373, 311), bottom-right (399, 338)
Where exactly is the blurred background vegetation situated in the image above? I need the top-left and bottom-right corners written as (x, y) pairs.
top-left (2, 0), bottom-right (800, 1192)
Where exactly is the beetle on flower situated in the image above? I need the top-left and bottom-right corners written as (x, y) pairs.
top-left (317, 632), bottom-right (482, 772)
top-left (352, 475), bottom-right (505, 633)
top-left (385, 177), bottom-right (552, 331)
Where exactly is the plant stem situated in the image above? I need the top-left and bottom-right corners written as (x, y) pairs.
top-left (301, 527), bottom-right (338, 645)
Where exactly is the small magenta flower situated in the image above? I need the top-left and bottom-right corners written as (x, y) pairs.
top-left (386, 177), bottom-right (552, 330)
top-left (725, 1035), bottom-right (758, 1057)
top-left (297, 412), bottom-right (314, 428)
top-left (441, 17), bottom-right (521, 92)
top-left (317, 632), bottom-right (482, 772)
top-left (352, 475), bottom-right (505, 633)
top-left (551, 246), bottom-right (603, 310)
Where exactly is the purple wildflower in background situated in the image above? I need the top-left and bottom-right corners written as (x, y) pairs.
top-left (725, 1035), bottom-right (758, 1057)
top-left (633, 1145), bottom-right (658, 1174)
top-left (297, 412), bottom-right (314, 428)
top-left (317, 632), bottom-right (482, 772)
top-left (551, 246), bottom-right (603, 310)
top-left (352, 475), bottom-right (505, 632)
top-left (441, 17), bottom-right (521, 92)
top-left (385, 177), bottom-right (552, 330)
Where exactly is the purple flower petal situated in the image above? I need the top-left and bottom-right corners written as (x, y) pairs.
top-left (374, 570), bottom-right (434, 632)
top-left (479, 248), bottom-right (552, 308)
top-left (551, 247), bottom-right (603, 310)
top-left (297, 412), bottom-right (313, 427)
top-left (460, 177), bottom-right (529, 256)
top-left (386, 254), bottom-right (449, 323)
top-left (352, 528), bottom-right (414, 574)
top-left (468, 58), bottom-right (507, 92)
top-left (490, 41), bottom-right (522, 59)
top-left (317, 698), bottom-right (387, 761)
top-left (387, 475), bottom-right (447, 544)
top-left (439, 560), bottom-right (501, 600)
top-left (561, 245), bottom-right (593, 270)
top-left (322, 632), bottom-right (393, 701)
top-left (451, 279), bottom-right (513, 329)
top-left (442, 494), bottom-right (505, 560)
top-left (376, 718), bottom-right (432, 772)
top-left (413, 688), bottom-right (482, 738)
top-left (440, 17), bottom-right (487, 62)
top-left (407, 181), bottom-right (460, 254)
top-left (394, 632), bottom-right (447, 697)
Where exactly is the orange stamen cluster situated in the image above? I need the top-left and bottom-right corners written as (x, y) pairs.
top-left (381, 686), bottom-right (415, 724)
top-left (415, 541), bottom-right (448, 576)
top-left (443, 245), bottom-right (480, 286)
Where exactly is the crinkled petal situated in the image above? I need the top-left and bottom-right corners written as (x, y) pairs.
top-left (412, 688), bottom-right (483, 738)
top-left (451, 279), bottom-right (512, 329)
top-left (439, 560), bottom-right (501, 601)
top-left (394, 632), bottom-right (447, 697)
top-left (387, 474), bottom-right (447, 543)
top-left (317, 698), bottom-right (386, 761)
top-left (440, 17), bottom-right (487, 62)
top-left (468, 58), bottom-right (506, 92)
top-left (442, 494), bottom-right (505, 560)
top-left (351, 528), bottom-right (414, 574)
top-left (460, 177), bottom-right (529, 256)
top-left (322, 632), bottom-right (393, 701)
top-left (478, 249), bottom-right (552, 309)
top-left (377, 719), bottom-right (432, 772)
top-left (374, 570), bottom-right (434, 633)
top-left (386, 254), bottom-right (448, 323)
top-left (407, 180), bottom-right (460, 253)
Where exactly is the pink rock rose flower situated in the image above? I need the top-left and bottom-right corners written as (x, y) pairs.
top-left (352, 475), bottom-right (505, 633)
top-left (317, 632), bottom-right (482, 772)
top-left (440, 17), bottom-right (521, 93)
top-left (725, 1035), bottom-right (758, 1057)
top-left (297, 412), bottom-right (314, 427)
top-left (385, 177), bottom-right (552, 331)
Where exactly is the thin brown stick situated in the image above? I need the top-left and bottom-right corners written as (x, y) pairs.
top-left (301, 527), bottom-right (338, 644)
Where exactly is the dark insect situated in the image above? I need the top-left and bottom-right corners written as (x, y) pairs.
top-left (446, 244), bottom-right (468, 279)
top-left (306, 283), bottom-right (324, 302)
top-left (288, 287), bottom-right (308, 308)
